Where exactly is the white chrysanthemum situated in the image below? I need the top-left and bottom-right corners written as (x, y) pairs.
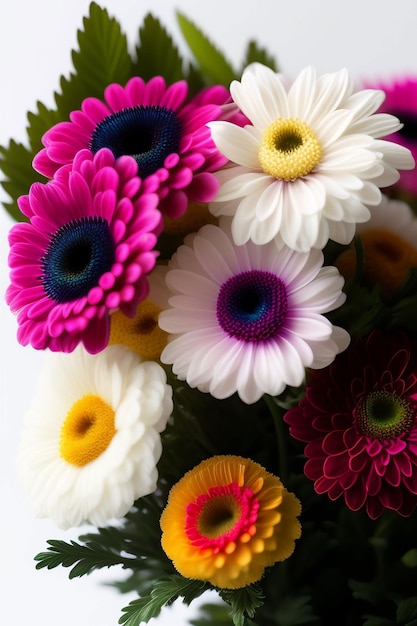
top-left (208, 64), bottom-right (415, 252)
top-left (159, 223), bottom-right (350, 404)
top-left (18, 344), bottom-right (173, 529)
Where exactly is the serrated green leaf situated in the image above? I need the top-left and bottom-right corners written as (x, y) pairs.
top-left (242, 41), bottom-right (278, 72)
top-left (219, 584), bottom-right (264, 626)
top-left (176, 12), bottom-right (236, 86)
top-left (34, 536), bottom-right (136, 579)
top-left (26, 102), bottom-right (61, 153)
top-left (0, 2), bottom-right (132, 221)
top-left (119, 576), bottom-right (206, 626)
top-left (54, 1), bottom-right (132, 115)
top-left (0, 141), bottom-right (47, 221)
top-left (134, 13), bottom-right (184, 83)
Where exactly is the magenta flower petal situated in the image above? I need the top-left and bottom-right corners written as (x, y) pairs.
top-left (364, 76), bottom-right (417, 195)
top-left (33, 76), bottom-right (239, 219)
top-left (285, 329), bottom-right (417, 518)
top-left (7, 149), bottom-right (161, 354)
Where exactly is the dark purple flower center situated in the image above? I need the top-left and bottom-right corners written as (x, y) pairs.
top-left (392, 111), bottom-right (417, 141)
top-left (41, 216), bottom-right (115, 303)
top-left (90, 105), bottom-right (183, 178)
top-left (216, 270), bottom-right (288, 342)
top-left (355, 390), bottom-right (416, 440)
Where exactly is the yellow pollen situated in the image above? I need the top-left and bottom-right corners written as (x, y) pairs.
top-left (59, 394), bottom-right (116, 467)
top-left (109, 299), bottom-right (168, 360)
top-left (258, 117), bottom-right (322, 181)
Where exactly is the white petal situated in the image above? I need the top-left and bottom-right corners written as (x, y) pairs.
top-left (208, 121), bottom-right (261, 167)
top-left (232, 64), bottom-right (290, 127)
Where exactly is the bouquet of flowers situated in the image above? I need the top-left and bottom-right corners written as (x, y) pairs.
top-left (3, 3), bottom-right (417, 625)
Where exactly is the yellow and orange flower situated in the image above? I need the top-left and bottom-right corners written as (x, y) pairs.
top-left (160, 455), bottom-right (301, 589)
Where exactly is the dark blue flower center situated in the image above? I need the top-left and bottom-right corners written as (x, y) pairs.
top-left (41, 217), bottom-right (115, 303)
top-left (392, 111), bottom-right (417, 141)
top-left (90, 105), bottom-right (183, 178)
top-left (216, 270), bottom-right (288, 342)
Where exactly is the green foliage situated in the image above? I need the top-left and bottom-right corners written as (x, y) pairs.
top-left (55, 1), bottom-right (132, 113)
top-left (0, 141), bottom-right (46, 222)
top-left (242, 40), bottom-right (278, 72)
top-left (118, 575), bottom-right (207, 625)
top-left (176, 12), bottom-right (236, 86)
top-left (219, 584), bottom-right (264, 626)
top-left (273, 595), bottom-right (318, 625)
top-left (34, 531), bottom-right (137, 578)
top-left (0, 2), bottom-right (132, 221)
top-left (134, 13), bottom-right (184, 83)
top-left (190, 602), bottom-right (235, 626)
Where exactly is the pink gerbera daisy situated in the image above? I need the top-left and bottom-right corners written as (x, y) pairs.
top-left (7, 148), bottom-right (161, 354)
top-left (284, 330), bottom-right (417, 519)
top-left (364, 76), bottom-right (417, 195)
top-left (33, 77), bottom-right (233, 218)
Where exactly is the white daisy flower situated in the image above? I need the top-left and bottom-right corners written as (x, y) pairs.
top-left (208, 64), bottom-right (415, 252)
top-left (18, 344), bottom-right (173, 529)
top-left (159, 223), bottom-right (350, 404)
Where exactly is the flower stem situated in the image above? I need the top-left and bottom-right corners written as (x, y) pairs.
top-left (263, 394), bottom-right (288, 483)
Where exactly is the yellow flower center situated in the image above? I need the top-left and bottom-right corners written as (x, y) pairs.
top-left (258, 117), bottom-right (322, 181)
top-left (109, 299), bottom-right (168, 360)
top-left (59, 394), bottom-right (116, 467)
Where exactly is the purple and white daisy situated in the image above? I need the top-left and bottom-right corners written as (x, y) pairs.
top-left (33, 77), bottom-right (233, 219)
top-left (7, 148), bottom-right (161, 354)
top-left (159, 223), bottom-right (350, 404)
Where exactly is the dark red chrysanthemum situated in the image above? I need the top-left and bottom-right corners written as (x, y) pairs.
top-left (284, 330), bottom-right (417, 519)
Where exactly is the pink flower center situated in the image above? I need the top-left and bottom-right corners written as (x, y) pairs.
top-left (185, 481), bottom-right (259, 553)
top-left (355, 390), bottom-right (416, 440)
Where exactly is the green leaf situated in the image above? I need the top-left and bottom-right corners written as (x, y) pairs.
top-left (349, 578), bottom-right (386, 607)
top-left (55, 1), bottom-right (132, 115)
top-left (190, 602), bottom-right (234, 626)
top-left (134, 13), bottom-right (184, 83)
top-left (26, 102), bottom-right (61, 153)
top-left (242, 41), bottom-right (278, 72)
top-left (396, 597), bottom-right (417, 624)
top-left (274, 595), bottom-right (318, 625)
top-left (118, 575), bottom-right (206, 625)
top-left (402, 549), bottom-right (417, 568)
top-left (0, 141), bottom-right (47, 221)
top-left (219, 584), bottom-right (264, 626)
top-left (176, 12), bottom-right (236, 86)
top-left (34, 535), bottom-right (136, 579)
top-left (0, 2), bottom-right (132, 221)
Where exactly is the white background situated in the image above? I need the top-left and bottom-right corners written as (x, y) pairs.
top-left (0, 1), bottom-right (416, 624)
